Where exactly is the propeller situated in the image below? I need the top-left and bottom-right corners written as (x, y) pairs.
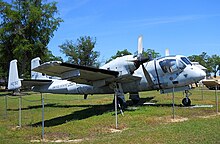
top-left (135, 36), bottom-right (154, 88)
top-left (133, 35), bottom-right (151, 69)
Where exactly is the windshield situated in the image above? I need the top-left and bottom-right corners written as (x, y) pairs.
top-left (181, 57), bottom-right (192, 65)
top-left (159, 59), bottom-right (178, 73)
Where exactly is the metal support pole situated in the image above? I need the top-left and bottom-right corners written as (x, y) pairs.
top-left (215, 85), bottom-right (218, 114)
top-left (19, 95), bottom-right (22, 127)
top-left (201, 83), bottom-right (204, 100)
top-left (115, 93), bottom-right (118, 129)
top-left (41, 93), bottom-right (45, 140)
top-left (172, 87), bottom-right (175, 119)
top-left (4, 95), bottom-right (8, 118)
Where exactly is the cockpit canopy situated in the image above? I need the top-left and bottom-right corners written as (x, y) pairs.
top-left (159, 56), bottom-right (191, 73)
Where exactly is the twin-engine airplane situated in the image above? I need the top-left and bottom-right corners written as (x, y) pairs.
top-left (8, 36), bottom-right (206, 107)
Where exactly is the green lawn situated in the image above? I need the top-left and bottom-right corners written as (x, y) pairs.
top-left (0, 88), bottom-right (219, 144)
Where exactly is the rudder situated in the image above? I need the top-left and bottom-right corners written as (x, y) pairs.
top-left (8, 60), bottom-right (21, 90)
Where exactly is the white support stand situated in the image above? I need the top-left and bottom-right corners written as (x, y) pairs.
top-left (172, 87), bottom-right (175, 119)
top-left (114, 93), bottom-right (118, 129)
top-left (113, 83), bottom-right (125, 129)
top-left (201, 83), bottom-right (204, 100)
top-left (215, 85), bottom-right (218, 114)
top-left (41, 93), bottom-right (45, 141)
top-left (4, 95), bottom-right (8, 118)
top-left (19, 95), bottom-right (22, 127)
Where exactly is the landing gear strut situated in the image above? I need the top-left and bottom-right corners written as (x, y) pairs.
top-left (182, 90), bottom-right (192, 106)
top-left (113, 83), bottom-right (127, 110)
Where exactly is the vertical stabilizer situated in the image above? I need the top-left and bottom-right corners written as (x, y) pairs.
top-left (8, 60), bottom-right (21, 90)
top-left (31, 57), bottom-right (47, 80)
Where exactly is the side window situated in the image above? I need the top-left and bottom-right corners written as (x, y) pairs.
top-left (159, 59), bottom-right (178, 73)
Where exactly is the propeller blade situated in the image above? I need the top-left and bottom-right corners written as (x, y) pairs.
top-left (138, 35), bottom-right (143, 55)
top-left (142, 64), bottom-right (154, 88)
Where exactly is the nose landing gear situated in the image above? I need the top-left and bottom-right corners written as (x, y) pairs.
top-left (182, 90), bottom-right (192, 106)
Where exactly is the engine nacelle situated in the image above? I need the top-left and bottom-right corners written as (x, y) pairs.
top-left (101, 55), bottom-right (137, 76)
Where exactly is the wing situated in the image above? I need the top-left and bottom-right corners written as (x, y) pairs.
top-left (32, 61), bottom-right (120, 87)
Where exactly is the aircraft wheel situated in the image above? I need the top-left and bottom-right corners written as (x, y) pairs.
top-left (182, 98), bottom-right (191, 106)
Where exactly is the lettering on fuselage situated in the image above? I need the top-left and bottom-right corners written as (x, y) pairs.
top-left (52, 84), bottom-right (68, 89)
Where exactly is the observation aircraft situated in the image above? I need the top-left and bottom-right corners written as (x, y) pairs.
top-left (8, 36), bottom-right (206, 107)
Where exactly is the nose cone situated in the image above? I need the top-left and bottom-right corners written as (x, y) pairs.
top-left (193, 67), bottom-right (206, 82)
top-left (200, 69), bottom-right (206, 79)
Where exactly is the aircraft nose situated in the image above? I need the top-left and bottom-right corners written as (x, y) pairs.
top-left (195, 68), bottom-right (206, 81)
top-left (200, 69), bottom-right (206, 78)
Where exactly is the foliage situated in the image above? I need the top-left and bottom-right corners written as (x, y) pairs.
top-left (59, 36), bottom-right (100, 67)
top-left (105, 49), bottom-right (132, 63)
top-left (0, 0), bottom-right (63, 78)
top-left (43, 50), bottom-right (63, 62)
top-left (207, 55), bottom-right (220, 77)
top-left (142, 48), bottom-right (161, 59)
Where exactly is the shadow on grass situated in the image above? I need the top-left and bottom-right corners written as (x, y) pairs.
top-left (0, 93), bottom-right (11, 97)
top-left (9, 96), bottom-right (183, 127)
top-left (31, 103), bottom-right (113, 127)
top-left (30, 97), bottom-right (157, 127)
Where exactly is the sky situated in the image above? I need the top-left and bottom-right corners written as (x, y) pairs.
top-left (10, 0), bottom-right (220, 63)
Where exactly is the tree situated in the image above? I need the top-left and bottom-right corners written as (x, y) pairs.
top-left (142, 48), bottom-right (161, 59)
top-left (59, 36), bottom-right (100, 67)
top-left (0, 0), bottom-right (63, 78)
top-left (207, 55), bottom-right (220, 78)
top-left (106, 49), bottom-right (132, 63)
top-left (43, 50), bottom-right (63, 62)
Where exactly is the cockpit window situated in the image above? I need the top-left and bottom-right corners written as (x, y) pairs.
top-left (178, 60), bottom-right (186, 70)
top-left (159, 59), bottom-right (178, 73)
top-left (181, 57), bottom-right (192, 65)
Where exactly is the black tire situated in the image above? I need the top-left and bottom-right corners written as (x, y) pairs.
top-left (182, 98), bottom-right (191, 106)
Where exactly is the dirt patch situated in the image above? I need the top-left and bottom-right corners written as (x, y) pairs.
top-left (31, 138), bottom-right (85, 143)
top-left (109, 128), bottom-right (127, 133)
top-left (157, 116), bottom-right (188, 124)
top-left (198, 113), bottom-right (220, 119)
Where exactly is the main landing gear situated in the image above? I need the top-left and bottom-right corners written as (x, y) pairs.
top-left (113, 83), bottom-right (127, 110)
top-left (182, 90), bottom-right (192, 106)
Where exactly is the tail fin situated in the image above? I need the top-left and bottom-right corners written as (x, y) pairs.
top-left (31, 57), bottom-right (48, 80)
top-left (8, 60), bottom-right (21, 90)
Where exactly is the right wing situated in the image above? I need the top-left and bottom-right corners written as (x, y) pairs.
top-left (32, 61), bottom-right (119, 87)
top-left (33, 61), bottom-right (142, 87)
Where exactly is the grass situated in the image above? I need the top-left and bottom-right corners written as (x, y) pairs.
top-left (0, 88), bottom-right (219, 143)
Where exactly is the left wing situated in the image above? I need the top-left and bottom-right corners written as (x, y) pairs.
top-left (33, 61), bottom-right (120, 87)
